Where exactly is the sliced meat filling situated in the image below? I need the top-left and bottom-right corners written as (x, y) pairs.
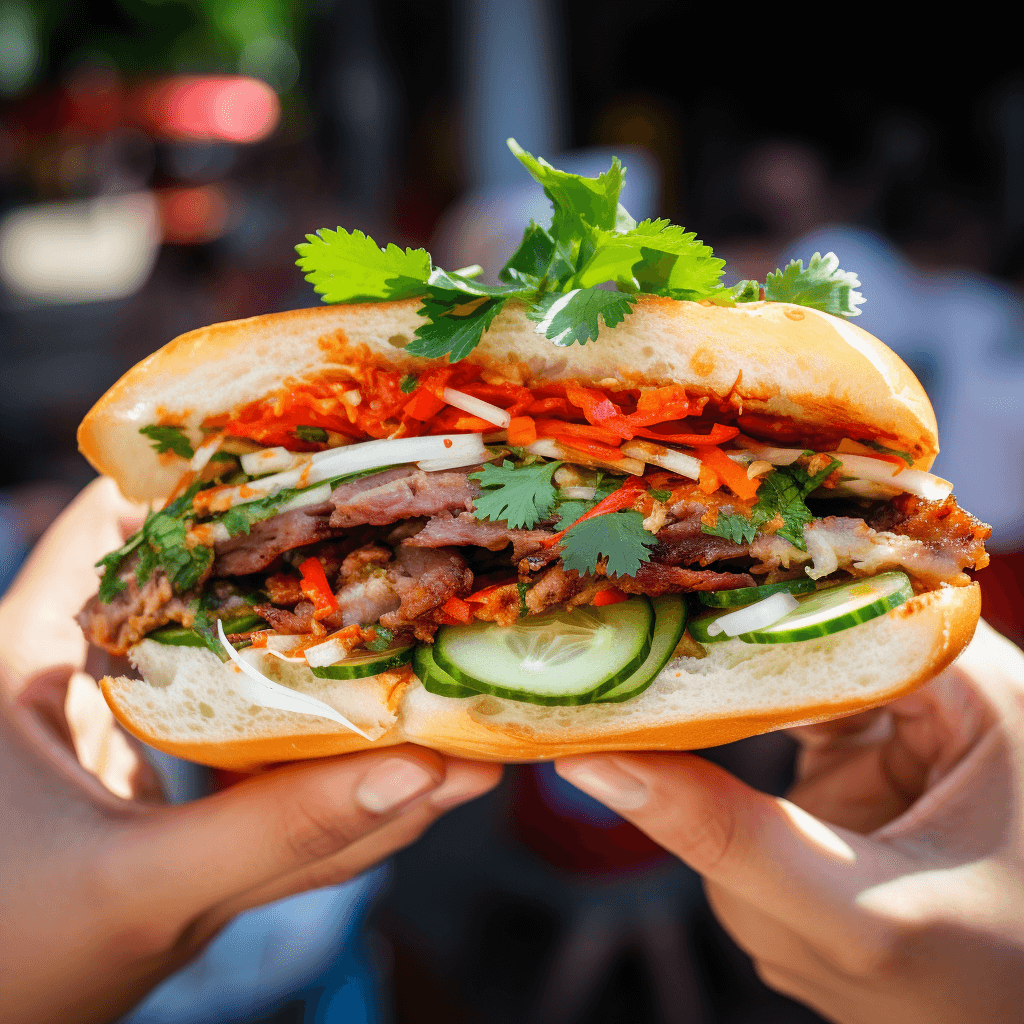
top-left (213, 502), bottom-right (338, 576)
top-left (749, 514), bottom-right (986, 589)
top-left (77, 557), bottom-right (199, 655)
top-left (406, 511), bottom-right (550, 560)
top-left (330, 468), bottom-right (477, 528)
top-left (81, 466), bottom-right (990, 654)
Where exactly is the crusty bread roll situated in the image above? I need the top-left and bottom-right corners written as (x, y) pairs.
top-left (78, 297), bottom-right (939, 502)
top-left (101, 585), bottom-right (979, 769)
top-left (81, 297), bottom-right (975, 767)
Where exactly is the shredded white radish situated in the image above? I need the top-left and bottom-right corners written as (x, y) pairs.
top-left (264, 648), bottom-right (307, 664)
top-left (216, 621), bottom-right (369, 736)
top-left (707, 592), bottom-right (800, 637)
top-left (732, 436), bottom-right (808, 465)
top-left (304, 636), bottom-right (351, 668)
top-left (240, 446), bottom-right (303, 476)
top-left (204, 435), bottom-right (487, 512)
top-left (443, 387), bottom-right (511, 428)
top-left (265, 634), bottom-right (305, 653)
top-left (830, 452), bottom-right (899, 479)
top-left (190, 432), bottom-right (224, 472)
top-left (560, 486), bottom-right (598, 499)
top-left (275, 482), bottom-right (332, 513)
top-left (342, 389), bottom-right (362, 406)
top-left (621, 440), bottom-right (701, 481)
top-left (526, 438), bottom-right (644, 476)
top-left (830, 453), bottom-right (953, 500)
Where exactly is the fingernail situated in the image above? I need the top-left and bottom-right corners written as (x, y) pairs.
top-left (557, 759), bottom-right (649, 811)
top-left (356, 759), bottom-right (437, 814)
top-left (430, 767), bottom-right (495, 810)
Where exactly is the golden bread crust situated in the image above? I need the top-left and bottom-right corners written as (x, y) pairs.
top-left (79, 298), bottom-right (938, 501)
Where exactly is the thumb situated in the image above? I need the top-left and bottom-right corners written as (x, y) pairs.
top-left (555, 752), bottom-right (906, 929)
top-left (120, 746), bottom-right (448, 922)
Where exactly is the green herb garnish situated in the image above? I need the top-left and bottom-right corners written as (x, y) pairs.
top-left (295, 141), bottom-right (865, 364)
top-left (139, 424), bottom-right (194, 459)
top-left (702, 458), bottom-right (841, 551)
top-left (294, 425), bottom-right (328, 444)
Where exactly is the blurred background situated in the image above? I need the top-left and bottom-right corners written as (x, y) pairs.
top-left (1, 2), bottom-right (1022, 1022)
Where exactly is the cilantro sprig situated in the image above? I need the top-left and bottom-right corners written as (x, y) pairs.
top-left (296, 140), bottom-right (866, 363)
top-left (560, 511), bottom-right (657, 578)
top-left (470, 459), bottom-right (562, 529)
top-left (702, 458), bottom-right (841, 551)
top-left (139, 424), bottom-right (194, 459)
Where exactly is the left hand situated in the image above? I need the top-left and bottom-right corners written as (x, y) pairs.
top-left (0, 477), bottom-right (504, 1024)
top-left (0, 476), bottom-right (162, 797)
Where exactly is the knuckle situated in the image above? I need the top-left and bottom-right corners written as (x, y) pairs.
top-left (281, 797), bottom-right (364, 863)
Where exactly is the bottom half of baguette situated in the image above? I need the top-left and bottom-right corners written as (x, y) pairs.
top-left (100, 584), bottom-right (981, 769)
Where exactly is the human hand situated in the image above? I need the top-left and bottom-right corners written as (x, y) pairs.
top-left (555, 622), bottom-right (1024, 1024)
top-left (0, 479), bottom-right (503, 1024)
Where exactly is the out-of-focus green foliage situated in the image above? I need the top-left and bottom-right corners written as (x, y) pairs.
top-left (12, 0), bottom-right (306, 94)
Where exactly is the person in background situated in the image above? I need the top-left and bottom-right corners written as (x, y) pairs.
top-left (0, 477), bottom-right (503, 1024)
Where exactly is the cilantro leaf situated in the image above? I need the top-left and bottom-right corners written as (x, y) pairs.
top-left (581, 220), bottom-right (726, 297)
top-left (527, 288), bottom-right (635, 346)
top-left (95, 532), bottom-right (146, 602)
top-left (731, 279), bottom-right (761, 303)
top-left (294, 425), bottom-right (328, 443)
top-left (399, 374), bottom-right (418, 393)
top-left (559, 511), bottom-right (657, 578)
top-left (295, 228), bottom-right (432, 303)
top-left (500, 221), bottom-right (557, 283)
top-left (508, 138), bottom-right (626, 234)
top-left (764, 252), bottom-right (864, 317)
top-left (406, 296), bottom-right (507, 362)
top-left (145, 513), bottom-right (212, 592)
top-left (702, 458), bottom-right (841, 551)
top-left (365, 626), bottom-right (396, 652)
top-left (470, 459), bottom-right (562, 529)
top-left (863, 440), bottom-right (914, 466)
top-left (552, 500), bottom-right (593, 531)
top-left (139, 424), bottom-right (194, 459)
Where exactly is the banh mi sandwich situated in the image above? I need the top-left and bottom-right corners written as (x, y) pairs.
top-left (77, 141), bottom-right (989, 769)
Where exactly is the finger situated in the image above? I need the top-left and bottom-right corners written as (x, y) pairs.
top-left (0, 477), bottom-right (145, 689)
top-left (119, 746), bottom-right (472, 918)
top-left (189, 760), bottom-right (503, 947)
top-left (555, 752), bottom-right (904, 938)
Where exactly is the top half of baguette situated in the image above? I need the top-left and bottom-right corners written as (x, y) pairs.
top-left (78, 297), bottom-right (938, 502)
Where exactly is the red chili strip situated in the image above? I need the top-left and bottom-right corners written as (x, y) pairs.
top-left (542, 476), bottom-right (648, 547)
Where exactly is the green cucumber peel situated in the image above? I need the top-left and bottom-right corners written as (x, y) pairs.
top-left (595, 595), bottom-right (687, 703)
top-left (698, 578), bottom-right (817, 608)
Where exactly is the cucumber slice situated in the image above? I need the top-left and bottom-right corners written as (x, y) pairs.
top-left (148, 611), bottom-right (267, 647)
top-left (687, 607), bottom-right (735, 644)
top-left (698, 578), bottom-right (816, 608)
top-left (414, 645), bottom-right (478, 698)
top-left (595, 595), bottom-right (687, 703)
top-left (432, 598), bottom-right (654, 705)
top-left (309, 643), bottom-right (414, 679)
top-left (739, 572), bottom-right (913, 644)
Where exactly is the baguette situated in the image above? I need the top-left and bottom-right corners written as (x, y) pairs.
top-left (79, 297), bottom-right (978, 767)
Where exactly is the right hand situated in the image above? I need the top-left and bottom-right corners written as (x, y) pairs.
top-left (556, 621), bottom-right (1024, 1024)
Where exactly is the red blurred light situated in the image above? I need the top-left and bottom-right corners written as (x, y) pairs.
top-left (136, 76), bottom-right (280, 144)
top-left (155, 184), bottom-right (230, 244)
